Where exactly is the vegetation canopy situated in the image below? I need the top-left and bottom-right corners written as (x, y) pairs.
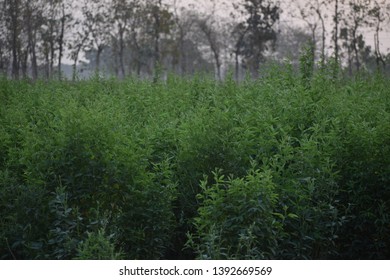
top-left (0, 59), bottom-right (389, 259)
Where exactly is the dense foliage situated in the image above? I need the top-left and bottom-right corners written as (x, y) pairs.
top-left (0, 64), bottom-right (389, 259)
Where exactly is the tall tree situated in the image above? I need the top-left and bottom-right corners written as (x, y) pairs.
top-left (231, 22), bottom-right (248, 81)
top-left (343, 0), bottom-right (373, 72)
top-left (369, 0), bottom-right (390, 71)
top-left (0, 0), bottom-right (10, 76)
top-left (57, 1), bottom-right (72, 80)
top-left (334, 0), bottom-right (339, 63)
top-left (230, 1), bottom-right (251, 81)
top-left (340, 26), bottom-right (354, 74)
top-left (68, 18), bottom-right (92, 81)
top-left (23, 1), bottom-right (44, 80)
top-left (41, 0), bottom-right (61, 79)
top-left (81, 0), bottom-right (112, 74)
top-left (291, 0), bottom-right (319, 47)
top-left (238, 0), bottom-right (280, 75)
top-left (195, 1), bottom-right (224, 80)
top-left (198, 19), bottom-right (223, 80)
top-left (333, 0), bottom-right (343, 64)
top-left (291, 0), bottom-right (329, 63)
top-left (171, 1), bottom-right (197, 75)
top-left (313, 0), bottom-right (328, 61)
top-left (6, 0), bottom-right (22, 79)
top-left (145, 0), bottom-right (173, 81)
top-left (111, 0), bottom-right (140, 78)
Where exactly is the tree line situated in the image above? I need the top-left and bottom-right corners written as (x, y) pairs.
top-left (0, 0), bottom-right (389, 81)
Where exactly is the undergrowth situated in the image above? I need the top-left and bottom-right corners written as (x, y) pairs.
top-left (0, 62), bottom-right (389, 259)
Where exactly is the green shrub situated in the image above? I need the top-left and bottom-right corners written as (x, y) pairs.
top-left (75, 229), bottom-right (123, 260)
top-left (189, 167), bottom-right (283, 259)
top-left (0, 65), bottom-right (389, 260)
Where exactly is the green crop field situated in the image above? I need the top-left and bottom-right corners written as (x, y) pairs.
top-left (1, 64), bottom-right (389, 260)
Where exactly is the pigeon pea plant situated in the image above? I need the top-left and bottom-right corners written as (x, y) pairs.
top-left (0, 61), bottom-right (389, 259)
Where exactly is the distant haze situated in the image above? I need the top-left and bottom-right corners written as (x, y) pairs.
top-left (172, 0), bottom-right (390, 51)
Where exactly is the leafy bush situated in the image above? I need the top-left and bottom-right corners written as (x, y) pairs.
top-left (0, 64), bottom-right (389, 259)
top-left (188, 167), bottom-right (282, 259)
top-left (75, 229), bottom-right (123, 260)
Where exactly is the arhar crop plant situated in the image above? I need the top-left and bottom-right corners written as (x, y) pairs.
top-left (0, 61), bottom-right (389, 260)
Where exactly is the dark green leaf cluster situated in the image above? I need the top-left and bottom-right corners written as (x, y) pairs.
top-left (0, 66), bottom-right (389, 259)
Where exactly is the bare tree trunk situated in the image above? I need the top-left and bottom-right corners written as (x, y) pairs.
top-left (132, 29), bottom-right (142, 77)
top-left (179, 29), bottom-right (186, 75)
top-left (113, 39), bottom-right (120, 77)
top-left (199, 20), bottom-right (221, 80)
top-left (72, 46), bottom-right (81, 81)
top-left (374, 33), bottom-right (385, 71)
top-left (153, 6), bottom-right (161, 82)
top-left (310, 27), bottom-right (317, 64)
top-left (72, 59), bottom-right (77, 81)
top-left (351, 27), bottom-right (360, 72)
top-left (173, 0), bottom-right (189, 76)
top-left (211, 44), bottom-right (221, 80)
top-left (21, 47), bottom-right (28, 78)
top-left (347, 43), bottom-right (353, 76)
top-left (235, 50), bottom-right (240, 81)
top-left (119, 25), bottom-right (126, 78)
top-left (96, 46), bottom-right (103, 73)
top-left (30, 34), bottom-right (38, 80)
top-left (50, 32), bottom-right (55, 79)
top-left (58, 4), bottom-right (66, 80)
top-left (334, 0), bottom-right (339, 64)
top-left (25, 1), bottom-right (38, 80)
top-left (44, 46), bottom-right (50, 80)
top-left (72, 47), bottom-right (81, 81)
top-left (0, 46), bottom-right (4, 76)
top-left (11, 0), bottom-right (20, 79)
top-left (11, 33), bottom-right (19, 79)
top-left (71, 34), bottom-right (89, 81)
top-left (151, 0), bottom-right (163, 82)
top-left (315, 4), bottom-right (326, 62)
top-left (374, 19), bottom-right (386, 72)
top-left (233, 26), bottom-right (247, 81)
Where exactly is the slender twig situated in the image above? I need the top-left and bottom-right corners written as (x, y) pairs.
top-left (5, 238), bottom-right (17, 260)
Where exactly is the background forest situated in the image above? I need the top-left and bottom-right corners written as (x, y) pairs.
top-left (0, 0), bottom-right (390, 80)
